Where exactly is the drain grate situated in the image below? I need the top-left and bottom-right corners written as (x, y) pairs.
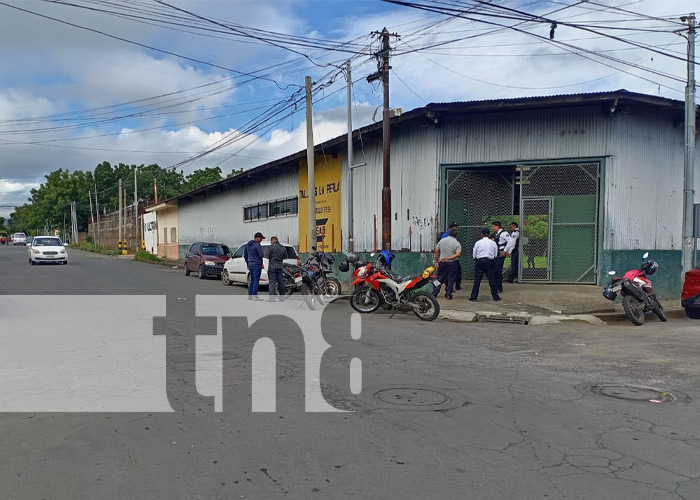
top-left (580, 384), bottom-right (689, 404)
top-left (479, 315), bottom-right (528, 325)
top-left (357, 385), bottom-right (469, 412)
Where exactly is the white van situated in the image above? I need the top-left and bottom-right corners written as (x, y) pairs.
top-left (13, 233), bottom-right (27, 245)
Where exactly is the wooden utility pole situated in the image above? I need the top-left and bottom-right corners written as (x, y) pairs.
top-left (305, 75), bottom-right (316, 253)
top-left (380, 28), bottom-right (392, 250)
top-left (154, 178), bottom-right (158, 204)
top-left (94, 181), bottom-right (100, 246)
top-left (347, 59), bottom-right (355, 253)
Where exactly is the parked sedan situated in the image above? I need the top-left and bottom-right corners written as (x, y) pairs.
top-left (222, 242), bottom-right (299, 287)
top-left (28, 236), bottom-right (68, 265)
top-left (184, 242), bottom-right (230, 279)
top-left (681, 264), bottom-right (700, 319)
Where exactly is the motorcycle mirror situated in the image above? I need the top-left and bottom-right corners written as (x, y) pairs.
top-left (642, 252), bottom-right (649, 259)
top-left (608, 270), bottom-right (616, 276)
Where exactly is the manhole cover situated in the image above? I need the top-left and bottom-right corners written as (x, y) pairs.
top-left (357, 385), bottom-right (468, 412)
top-left (580, 384), bottom-right (689, 404)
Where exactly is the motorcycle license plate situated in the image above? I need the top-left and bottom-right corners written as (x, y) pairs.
top-left (611, 284), bottom-right (622, 292)
top-left (294, 276), bottom-right (302, 284)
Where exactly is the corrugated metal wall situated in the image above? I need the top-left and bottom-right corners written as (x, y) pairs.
top-left (178, 168), bottom-right (299, 250)
top-left (342, 121), bottom-right (439, 253)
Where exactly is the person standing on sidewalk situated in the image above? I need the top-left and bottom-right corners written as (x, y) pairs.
top-left (265, 236), bottom-right (287, 301)
top-left (505, 222), bottom-right (520, 283)
top-left (491, 221), bottom-right (510, 294)
top-left (432, 227), bottom-right (461, 300)
top-left (470, 228), bottom-right (501, 302)
top-left (244, 232), bottom-right (264, 300)
top-left (440, 222), bottom-right (462, 291)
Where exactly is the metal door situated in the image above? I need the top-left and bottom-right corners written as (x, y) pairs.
top-left (445, 169), bottom-right (514, 280)
top-left (520, 197), bottom-right (552, 282)
top-left (519, 163), bottom-right (599, 284)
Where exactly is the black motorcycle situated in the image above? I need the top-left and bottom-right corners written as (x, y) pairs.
top-left (282, 263), bottom-right (317, 310)
top-left (305, 247), bottom-right (342, 302)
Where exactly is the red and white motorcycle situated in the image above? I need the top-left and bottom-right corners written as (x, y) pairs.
top-left (603, 252), bottom-right (667, 326)
top-left (349, 255), bottom-right (440, 321)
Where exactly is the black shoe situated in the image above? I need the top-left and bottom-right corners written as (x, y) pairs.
top-left (469, 298), bottom-right (477, 302)
top-left (505, 280), bottom-right (514, 283)
top-left (493, 297), bottom-right (502, 302)
top-left (445, 295), bottom-right (453, 300)
top-left (455, 286), bottom-right (462, 291)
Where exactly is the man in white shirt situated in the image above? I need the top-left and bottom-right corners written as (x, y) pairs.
top-left (491, 221), bottom-right (511, 294)
top-left (432, 227), bottom-right (461, 300)
top-left (470, 227), bottom-right (501, 302)
top-left (505, 222), bottom-right (520, 283)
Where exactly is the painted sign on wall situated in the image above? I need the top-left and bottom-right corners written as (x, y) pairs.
top-left (298, 154), bottom-right (342, 253)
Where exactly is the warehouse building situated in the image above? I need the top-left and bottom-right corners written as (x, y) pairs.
top-left (152, 90), bottom-right (699, 297)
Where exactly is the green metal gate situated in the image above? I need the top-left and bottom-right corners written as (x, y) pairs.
top-left (445, 169), bottom-right (514, 280)
top-left (519, 163), bottom-right (599, 283)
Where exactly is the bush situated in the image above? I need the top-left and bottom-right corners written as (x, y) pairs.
top-left (85, 234), bottom-right (93, 243)
top-left (134, 250), bottom-right (162, 264)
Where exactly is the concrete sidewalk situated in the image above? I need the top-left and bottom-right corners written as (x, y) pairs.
top-left (436, 282), bottom-right (684, 325)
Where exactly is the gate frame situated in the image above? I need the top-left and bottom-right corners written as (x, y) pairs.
top-left (440, 156), bottom-right (608, 284)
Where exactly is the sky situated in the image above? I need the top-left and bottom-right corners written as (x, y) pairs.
top-left (0, 0), bottom-right (697, 218)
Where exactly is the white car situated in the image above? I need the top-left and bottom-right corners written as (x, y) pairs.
top-left (13, 232), bottom-right (27, 245)
top-left (222, 242), bottom-right (299, 286)
top-left (28, 236), bottom-right (68, 265)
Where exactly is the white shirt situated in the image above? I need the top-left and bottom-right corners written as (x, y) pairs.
top-left (473, 237), bottom-right (498, 260)
top-left (505, 229), bottom-right (519, 254)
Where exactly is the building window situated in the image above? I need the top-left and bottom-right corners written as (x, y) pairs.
top-left (163, 227), bottom-right (168, 245)
top-left (244, 197), bottom-right (297, 222)
top-left (170, 227), bottom-right (177, 244)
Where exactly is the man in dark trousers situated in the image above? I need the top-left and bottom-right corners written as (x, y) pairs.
top-left (440, 222), bottom-right (462, 291)
top-left (470, 227), bottom-right (501, 302)
top-left (491, 221), bottom-right (511, 294)
top-left (243, 232), bottom-right (264, 300)
top-left (265, 236), bottom-right (287, 301)
top-left (432, 226), bottom-right (461, 300)
top-left (505, 222), bottom-right (520, 283)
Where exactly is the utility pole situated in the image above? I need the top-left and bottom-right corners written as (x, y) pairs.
top-left (154, 178), bottom-right (158, 204)
top-left (347, 59), bottom-right (355, 252)
top-left (94, 181), bottom-right (100, 246)
top-left (367, 28), bottom-right (397, 250)
top-left (118, 178), bottom-right (123, 253)
top-left (305, 75), bottom-right (316, 253)
top-left (88, 190), bottom-right (94, 240)
top-left (682, 13), bottom-right (697, 275)
top-left (134, 167), bottom-right (139, 252)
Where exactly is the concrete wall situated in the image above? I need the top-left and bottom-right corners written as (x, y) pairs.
top-left (87, 206), bottom-right (139, 253)
top-left (154, 205), bottom-right (179, 260)
top-left (178, 169), bottom-right (299, 258)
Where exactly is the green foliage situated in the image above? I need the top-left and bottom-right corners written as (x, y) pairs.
top-left (134, 249), bottom-right (163, 264)
top-left (227, 167), bottom-right (244, 178)
top-left (184, 166), bottom-right (223, 191)
top-left (70, 240), bottom-right (120, 256)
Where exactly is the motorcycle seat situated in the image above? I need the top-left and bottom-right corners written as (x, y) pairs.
top-left (385, 269), bottom-right (417, 283)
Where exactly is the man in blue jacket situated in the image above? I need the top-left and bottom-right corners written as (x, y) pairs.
top-left (243, 232), bottom-right (265, 300)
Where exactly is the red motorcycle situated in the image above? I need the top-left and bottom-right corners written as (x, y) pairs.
top-left (349, 255), bottom-right (440, 321)
top-left (603, 252), bottom-right (667, 326)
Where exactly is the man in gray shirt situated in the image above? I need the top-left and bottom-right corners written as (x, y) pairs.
top-left (265, 236), bottom-right (287, 300)
top-left (432, 227), bottom-right (462, 300)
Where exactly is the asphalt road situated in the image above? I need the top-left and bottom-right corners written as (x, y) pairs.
top-left (1, 244), bottom-right (699, 500)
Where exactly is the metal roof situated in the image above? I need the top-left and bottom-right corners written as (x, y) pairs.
top-left (160, 89), bottom-right (690, 205)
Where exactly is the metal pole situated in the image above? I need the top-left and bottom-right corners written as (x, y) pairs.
top-left (118, 178), bottom-right (123, 252)
top-left (88, 189), bottom-right (94, 241)
top-left (381, 28), bottom-right (392, 250)
top-left (94, 181), bottom-right (100, 246)
top-left (305, 75), bottom-right (316, 253)
top-left (682, 13), bottom-right (697, 277)
top-left (154, 178), bottom-right (158, 204)
top-left (134, 167), bottom-right (138, 253)
top-left (347, 59), bottom-right (355, 253)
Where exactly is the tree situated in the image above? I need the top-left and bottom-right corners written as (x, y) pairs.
top-left (227, 167), bottom-right (244, 178)
top-left (184, 166), bottom-right (223, 191)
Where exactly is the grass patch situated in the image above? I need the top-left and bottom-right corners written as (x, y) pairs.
top-left (134, 250), bottom-right (163, 264)
top-left (69, 241), bottom-right (121, 256)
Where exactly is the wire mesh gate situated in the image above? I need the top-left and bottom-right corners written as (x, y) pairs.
top-left (519, 163), bottom-right (599, 283)
top-left (445, 169), bottom-right (514, 280)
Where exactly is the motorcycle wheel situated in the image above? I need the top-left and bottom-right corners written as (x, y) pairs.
top-left (411, 291), bottom-right (440, 321)
top-left (350, 287), bottom-right (381, 313)
top-left (622, 295), bottom-right (645, 326)
top-left (283, 278), bottom-right (296, 296)
top-left (300, 283), bottom-right (316, 311)
top-left (323, 278), bottom-right (342, 302)
top-left (653, 305), bottom-right (667, 322)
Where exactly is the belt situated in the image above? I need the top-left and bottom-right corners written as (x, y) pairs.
top-left (476, 257), bottom-right (494, 261)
